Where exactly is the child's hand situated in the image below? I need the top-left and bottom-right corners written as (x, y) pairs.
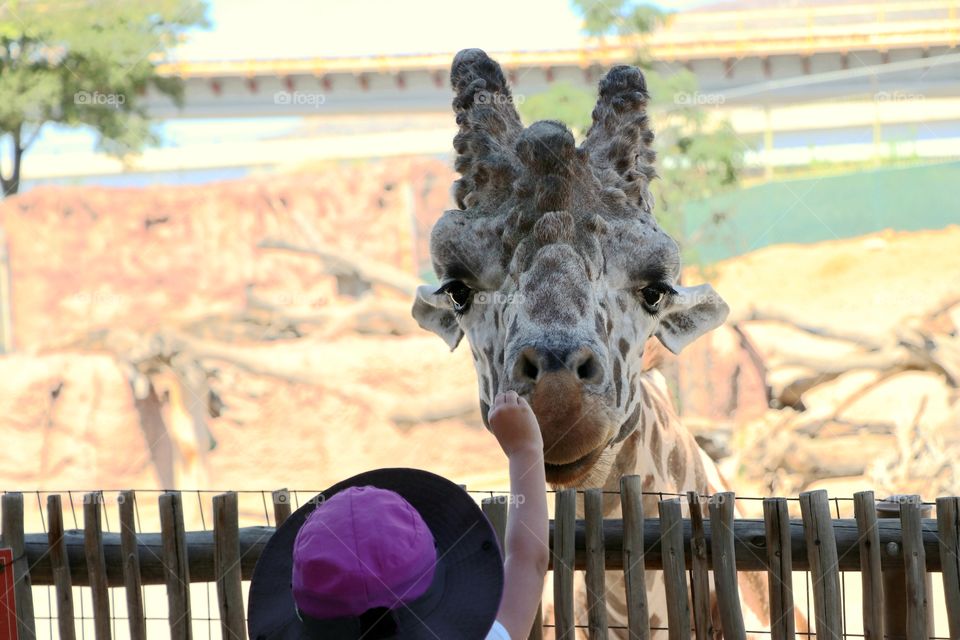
top-left (487, 391), bottom-right (543, 459)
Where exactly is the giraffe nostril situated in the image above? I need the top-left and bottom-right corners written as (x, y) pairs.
top-left (522, 355), bottom-right (540, 381)
top-left (573, 349), bottom-right (603, 384)
top-left (514, 348), bottom-right (541, 383)
top-left (577, 358), bottom-right (596, 380)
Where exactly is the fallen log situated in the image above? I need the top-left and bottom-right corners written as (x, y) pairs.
top-left (258, 238), bottom-right (421, 297)
top-left (780, 434), bottom-right (894, 479)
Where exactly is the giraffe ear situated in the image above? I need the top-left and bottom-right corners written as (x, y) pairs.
top-left (654, 284), bottom-right (729, 355)
top-left (411, 285), bottom-right (465, 351)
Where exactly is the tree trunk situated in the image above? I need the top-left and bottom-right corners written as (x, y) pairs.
top-left (1, 125), bottom-right (23, 198)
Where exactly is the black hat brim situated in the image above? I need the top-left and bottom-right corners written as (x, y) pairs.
top-left (248, 468), bottom-right (504, 640)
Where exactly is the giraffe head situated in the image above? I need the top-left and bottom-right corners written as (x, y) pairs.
top-left (412, 50), bottom-right (729, 486)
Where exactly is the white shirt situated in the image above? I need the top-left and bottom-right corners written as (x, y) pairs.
top-left (485, 620), bottom-right (511, 639)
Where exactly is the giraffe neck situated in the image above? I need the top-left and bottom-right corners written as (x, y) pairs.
top-left (581, 368), bottom-right (718, 517)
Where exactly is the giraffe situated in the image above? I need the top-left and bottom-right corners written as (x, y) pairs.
top-left (411, 49), bottom-right (772, 637)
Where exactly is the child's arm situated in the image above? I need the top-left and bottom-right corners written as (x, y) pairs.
top-left (488, 391), bottom-right (549, 639)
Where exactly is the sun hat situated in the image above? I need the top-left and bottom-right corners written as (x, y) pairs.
top-left (248, 468), bottom-right (504, 639)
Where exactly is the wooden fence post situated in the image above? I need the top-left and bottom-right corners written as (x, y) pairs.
top-left (686, 492), bottom-right (712, 640)
top-left (899, 496), bottom-right (928, 640)
top-left (160, 491), bottom-right (193, 640)
top-left (877, 496), bottom-right (933, 640)
top-left (47, 495), bottom-right (76, 640)
top-left (937, 496), bottom-right (960, 639)
top-left (584, 488), bottom-right (607, 640)
top-left (853, 491), bottom-right (883, 640)
top-left (763, 497), bottom-right (794, 640)
top-left (481, 495), bottom-right (507, 554)
top-left (553, 488), bottom-right (576, 640)
top-left (620, 475), bottom-right (650, 640)
top-left (214, 492), bottom-right (246, 640)
top-left (709, 492), bottom-right (746, 640)
top-left (272, 489), bottom-right (291, 528)
top-left (1, 493), bottom-right (35, 640)
top-left (659, 499), bottom-right (689, 640)
top-left (799, 490), bottom-right (842, 640)
top-left (118, 491), bottom-right (146, 640)
top-left (84, 492), bottom-right (111, 640)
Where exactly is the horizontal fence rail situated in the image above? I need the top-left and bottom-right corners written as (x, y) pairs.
top-left (16, 516), bottom-right (949, 586)
top-left (1, 483), bottom-right (959, 639)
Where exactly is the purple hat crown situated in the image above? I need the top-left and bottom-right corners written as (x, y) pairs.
top-left (291, 485), bottom-right (438, 619)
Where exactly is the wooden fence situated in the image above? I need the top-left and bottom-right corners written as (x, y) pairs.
top-left (1, 481), bottom-right (960, 639)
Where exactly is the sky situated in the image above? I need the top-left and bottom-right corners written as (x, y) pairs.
top-left (172, 0), bottom-right (719, 61)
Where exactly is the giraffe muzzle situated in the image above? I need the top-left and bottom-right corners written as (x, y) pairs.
top-left (517, 345), bottom-right (613, 483)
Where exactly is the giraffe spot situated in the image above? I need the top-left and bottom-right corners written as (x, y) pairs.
top-left (614, 400), bottom-right (643, 443)
top-left (619, 337), bottom-right (630, 359)
top-left (642, 474), bottom-right (655, 490)
top-left (617, 295), bottom-right (628, 313)
top-left (613, 358), bottom-right (622, 405)
top-left (668, 445), bottom-right (684, 486)
top-left (642, 388), bottom-right (654, 412)
top-left (649, 423), bottom-right (662, 473)
top-left (653, 402), bottom-right (669, 427)
top-left (595, 312), bottom-right (606, 339)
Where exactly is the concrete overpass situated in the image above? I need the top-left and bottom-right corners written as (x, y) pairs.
top-left (22, 0), bottom-right (960, 183)
top-left (145, 0), bottom-right (960, 118)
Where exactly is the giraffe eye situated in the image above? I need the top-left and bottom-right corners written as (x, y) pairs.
top-left (638, 283), bottom-right (675, 313)
top-left (436, 280), bottom-right (473, 313)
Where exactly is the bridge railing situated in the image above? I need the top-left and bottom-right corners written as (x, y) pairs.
top-left (2, 483), bottom-right (959, 639)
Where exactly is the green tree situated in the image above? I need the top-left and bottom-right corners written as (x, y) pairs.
top-left (0, 0), bottom-right (208, 197)
top-left (521, 1), bottom-right (747, 255)
top-left (519, 81), bottom-right (596, 138)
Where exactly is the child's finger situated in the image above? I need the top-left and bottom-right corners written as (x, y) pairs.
top-left (505, 390), bottom-right (519, 405)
